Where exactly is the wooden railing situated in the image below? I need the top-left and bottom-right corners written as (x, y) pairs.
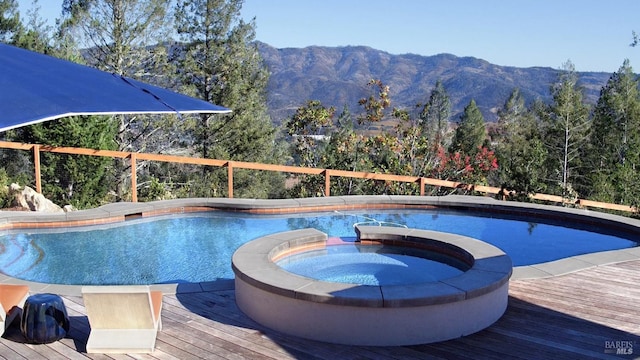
top-left (0, 140), bottom-right (635, 213)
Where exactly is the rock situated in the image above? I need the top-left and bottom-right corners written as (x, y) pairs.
top-left (9, 183), bottom-right (64, 213)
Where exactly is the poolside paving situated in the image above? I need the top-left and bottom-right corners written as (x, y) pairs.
top-left (0, 260), bottom-right (638, 359)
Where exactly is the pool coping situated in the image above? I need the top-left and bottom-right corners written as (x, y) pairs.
top-left (1, 195), bottom-right (639, 296)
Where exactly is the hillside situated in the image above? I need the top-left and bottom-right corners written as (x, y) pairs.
top-left (257, 42), bottom-right (611, 124)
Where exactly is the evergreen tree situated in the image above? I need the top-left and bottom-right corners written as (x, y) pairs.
top-left (174, 0), bottom-right (284, 198)
top-left (420, 80), bottom-right (451, 150)
top-left (61, 0), bottom-right (171, 79)
top-left (0, 0), bottom-right (21, 43)
top-left (542, 61), bottom-right (590, 201)
top-left (11, 0), bottom-right (52, 53)
top-left (20, 116), bottom-right (118, 208)
top-left (60, 0), bottom-right (175, 200)
top-left (586, 59), bottom-right (640, 207)
top-left (449, 99), bottom-right (486, 155)
top-left (494, 89), bottom-right (547, 199)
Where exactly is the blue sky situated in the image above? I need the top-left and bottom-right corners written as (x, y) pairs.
top-left (17, 0), bottom-right (640, 72)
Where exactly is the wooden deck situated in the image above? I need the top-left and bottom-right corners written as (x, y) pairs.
top-left (0, 260), bottom-right (638, 360)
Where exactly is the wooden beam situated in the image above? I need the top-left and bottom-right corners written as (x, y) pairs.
top-left (0, 140), bottom-right (34, 150)
top-left (227, 162), bottom-right (233, 198)
top-left (33, 145), bottom-right (41, 193)
top-left (324, 170), bottom-right (331, 197)
top-left (130, 153), bottom-right (137, 203)
top-left (578, 199), bottom-right (634, 212)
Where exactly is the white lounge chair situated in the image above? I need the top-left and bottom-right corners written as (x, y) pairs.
top-left (82, 285), bottom-right (163, 353)
top-left (0, 284), bottom-right (29, 335)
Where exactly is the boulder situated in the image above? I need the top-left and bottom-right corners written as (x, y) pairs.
top-left (9, 183), bottom-right (64, 213)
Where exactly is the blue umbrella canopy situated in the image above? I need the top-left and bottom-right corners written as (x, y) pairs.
top-left (0, 43), bottom-right (231, 132)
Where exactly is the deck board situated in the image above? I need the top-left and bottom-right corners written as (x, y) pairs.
top-left (0, 260), bottom-right (638, 359)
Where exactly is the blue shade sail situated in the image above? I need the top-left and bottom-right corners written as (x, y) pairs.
top-left (0, 43), bottom-right (231, 132)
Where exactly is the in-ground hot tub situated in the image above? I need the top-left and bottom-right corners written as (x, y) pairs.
top-left (232, 226), bottom-right (512, 346)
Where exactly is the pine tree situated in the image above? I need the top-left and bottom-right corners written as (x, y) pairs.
top-left (542, 61), bottom-right (590, 201)
top-left (11, 0), bottom-right (52, 53)
top-left (494, 89), bottom-right (547, 199)
top-left (586, 59), bottom-right (640, 206)
top-left (420, 80), bottom-right (451, 150)
top-left (174, 0), bottom-right (284, 198)
top-left (0, 0), bottom-right (21, 43)
top-left (61, 0), bottom-right (171, 79)
top-left (60, 0), bottom-right (175, 200)
top-left (449, 99), bottom-right (486, 155)
top-left (20, 116), bottom-right (118, 208)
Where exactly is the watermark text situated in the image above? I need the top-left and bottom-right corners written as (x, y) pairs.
top-left (604, 340), bottom-right (634, 355)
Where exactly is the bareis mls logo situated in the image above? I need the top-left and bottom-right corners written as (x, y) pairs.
top-left (604, 340), bottom-right (634, 355)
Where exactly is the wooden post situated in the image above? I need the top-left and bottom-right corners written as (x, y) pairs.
top-left (419, 177), bottom-right (425, 196)
top-left (130, 153), bottom-right (137, 203)
top-left (33, 145), bottom-right (42, 193)
top-left (324, 169), bottom-right (331, 197)
top-left (227, 162), bottom-right (234, 198)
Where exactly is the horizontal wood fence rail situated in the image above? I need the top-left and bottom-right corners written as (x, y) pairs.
top-left (0, 140), bottom-right (634, 213)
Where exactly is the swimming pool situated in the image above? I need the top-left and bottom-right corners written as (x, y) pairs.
top-left (0, 208), bottom-right (637, 285)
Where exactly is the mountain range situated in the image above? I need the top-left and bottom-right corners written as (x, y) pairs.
top-left (256, 42), bottom-right (613, 124)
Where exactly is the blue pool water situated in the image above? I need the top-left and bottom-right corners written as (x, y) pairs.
top-left (0, 209), bottom-right (637, 285)
top-left (277, 245), bottom-right (467, 286)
